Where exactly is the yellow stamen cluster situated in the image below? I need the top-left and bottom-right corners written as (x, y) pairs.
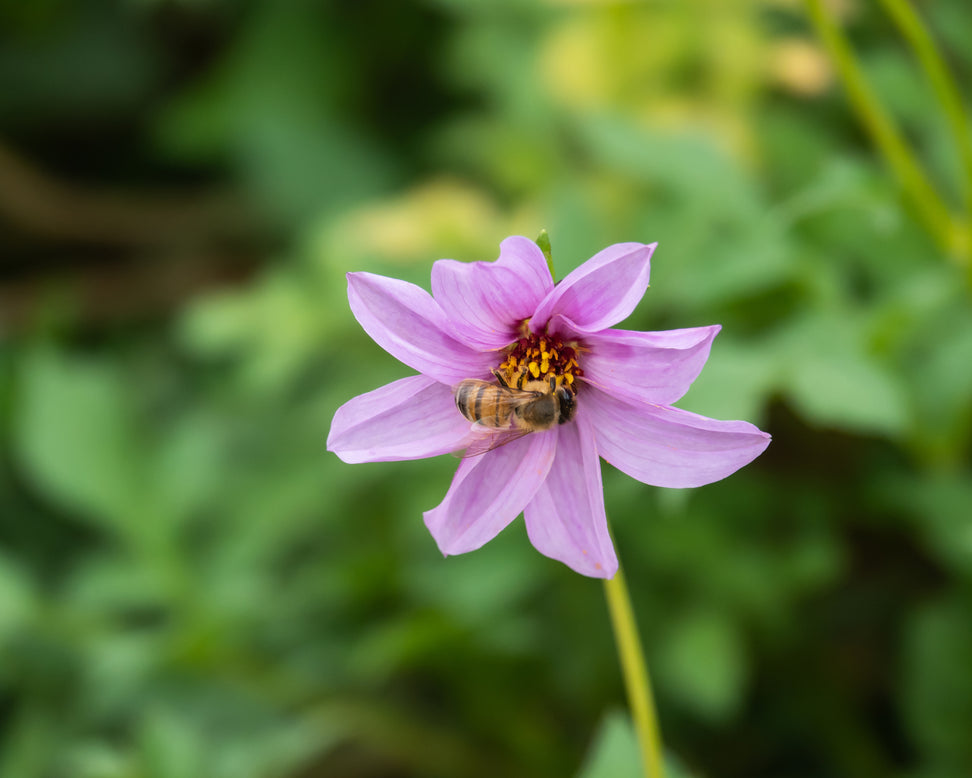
top-left (497, 330), bottom-right (583, 391)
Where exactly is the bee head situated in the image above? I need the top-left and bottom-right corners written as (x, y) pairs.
top-left (555, 386), bottom-right (576, 424)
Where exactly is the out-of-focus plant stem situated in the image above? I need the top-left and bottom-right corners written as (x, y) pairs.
top-left (804, 0), bottom-right (970, 272)
top-left (878, 0), bottom-right (972, 225)
top-left (604, 563), bottom-right (665, 778)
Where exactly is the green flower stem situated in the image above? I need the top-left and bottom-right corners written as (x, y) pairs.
top-left (878, 0), bottom-right (972, 225)
top-left (803, 0), bottom-right (965, 263)
top-left (537, 232), bottom-right (664, 775)
top-left (604, 562), bottom-right (665, 778)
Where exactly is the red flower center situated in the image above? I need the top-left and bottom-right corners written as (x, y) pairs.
top-left (496, 322), bottom-right (583, 392)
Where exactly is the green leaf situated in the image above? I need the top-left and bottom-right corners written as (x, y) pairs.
top-left (901, 595), bottom-right (972, 764)
top-left (786, 350), bottom-right (908, 435)
top-left (657, 609), bottom-right (748, 722)
top-left (12, 349), bottom-right (144, 531)
top-left (0, 553), bottom-right (35, 643)
top-left (577, 712), bottom-right (703, 778)
top-left (139, 708), bottom-right (205, 778)
top-left (576, 712), bottom-right (642, 778)
top-left (880, 472), bottom-right (972, 579)
top-left (152, 413), bottom-right (224, 528)
top-left (777, 313), bottom-right (909, 435)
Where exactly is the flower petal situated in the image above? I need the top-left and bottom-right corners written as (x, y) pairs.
top-left (556, 321), bottom-right (721, 405)
top-left (531, 242), bottom-right (655, 333)
top-left (327, 375), bottom-right (471, 463)
top-left (347, 272), bottom-right (494, 385)
top-left (524, 410), bottom-right (617, 578)
top-left (431, 236), bottom-right (555, 350)
top-left (583, 385), bottom-right (770, 488)
top-left (424, 430), bottom-right (557, 556)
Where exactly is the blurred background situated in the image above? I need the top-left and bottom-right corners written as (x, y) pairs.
top-left (2, 1), bottom-right (972, 776)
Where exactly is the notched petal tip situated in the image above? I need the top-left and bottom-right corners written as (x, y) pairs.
top-left (346, 271), bottom-right (493, 385)
top-left (431, 236), bottom-right (554, 350)
top-left (584, 385), bottom-right (770, 488)
top-left (531, 242), bottom-right (656, 333)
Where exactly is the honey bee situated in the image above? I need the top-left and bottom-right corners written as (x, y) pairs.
top-left (454, 372), bottom-right (576, 457)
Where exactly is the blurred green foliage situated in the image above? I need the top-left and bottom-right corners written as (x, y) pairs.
top-left (2, 1), bottom-right (972, 777)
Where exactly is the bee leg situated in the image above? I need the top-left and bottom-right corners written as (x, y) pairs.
top-left (548, 376), bottom-right (556, 392)
top-left (516, 372), bottom-right (527, 389)
top-left (491, 369), bottom-right (510, 388)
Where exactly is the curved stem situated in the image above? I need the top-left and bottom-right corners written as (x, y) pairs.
top-left (803, 0), bottom-right (964, 263)
top-left (878, 0), bottom-right (972, 224)
top-left (603, 563), bottom-right (665, 778)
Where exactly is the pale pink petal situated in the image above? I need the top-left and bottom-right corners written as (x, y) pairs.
top-left (327, 376), bottom-right (471, 463)
top-left (431, 236), bottom-right (554, 350)
top-left (347, 272), bottom-right (494, 386)
top-left (553, 319), bottom-right (721, 405)
top-left (531, 242), bottom-right (655, 333)
top-left (524, 410), bottom-right (617, 578)
top-left (583, 385), bottom-right (770, 488)
top-left (423, 430), bottom-right (557, 556)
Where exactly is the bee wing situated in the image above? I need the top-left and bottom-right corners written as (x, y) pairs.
top-left (457, 427), bottom-right (533, 458)
top-left (454, 380), bottom-right (540, 407)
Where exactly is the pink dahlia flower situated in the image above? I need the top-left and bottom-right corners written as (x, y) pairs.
top-left (327, 237), bottom-right (770, 578)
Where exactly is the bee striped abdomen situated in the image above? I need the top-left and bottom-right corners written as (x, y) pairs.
top-left (456, 380), bottom-right (509, 429)
top-left (491, 387), bottom-right (503, 427)
top-left (471, 382), bottom-right (483, 421)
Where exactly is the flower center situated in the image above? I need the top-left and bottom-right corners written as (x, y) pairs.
top-left (496, 322), bottom-right (583, 393)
